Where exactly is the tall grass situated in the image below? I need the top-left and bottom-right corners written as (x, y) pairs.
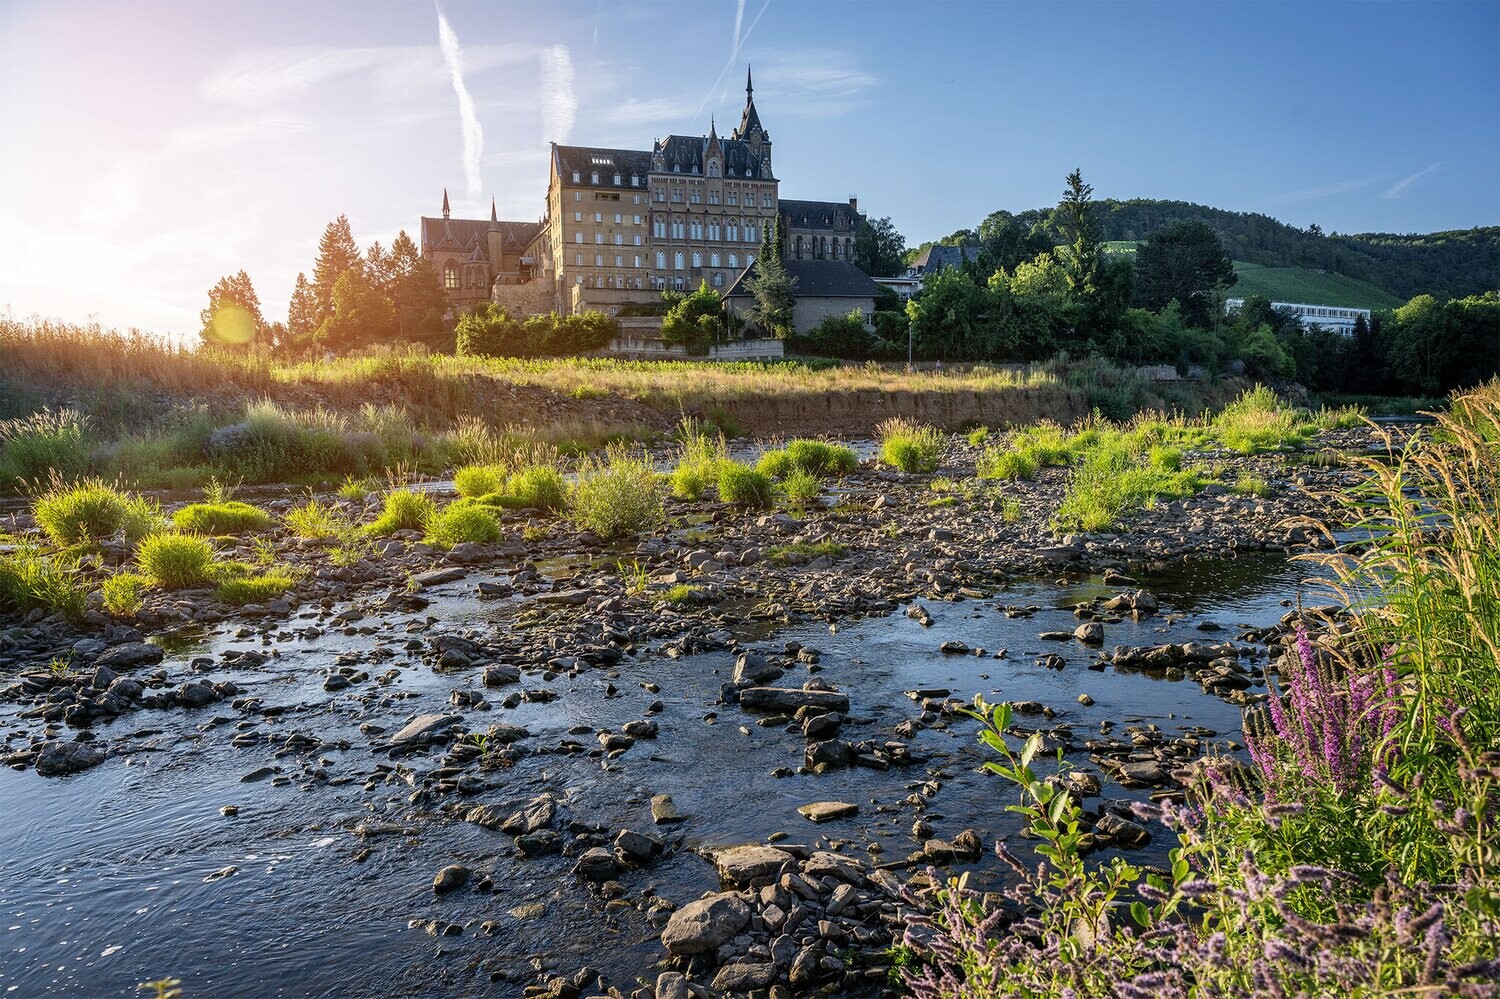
top-left (0, 409), bottom-right (89, 484)
top-left (904, 379), bottom-right (1500, 996)
top-left (365, 489), bottom-right (435, 536)
top-left (571, 447), bottom-right (666, 539)
top-left (878, 417), bottom-right (945, 474)
top-left (32, 479), bottom-right (160, 546)
top-left (135, 533), bottom-right (215, 589)
top-left (0, 544), bottom-right (88, 621)
top-left (669, 418), bottom-right (730, 500)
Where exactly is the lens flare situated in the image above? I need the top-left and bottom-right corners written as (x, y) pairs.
top-left (212, 304), bottom-right (256, 344)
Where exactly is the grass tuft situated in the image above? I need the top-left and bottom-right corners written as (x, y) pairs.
top-left (102, 572), bottom-right (151, 616)
top-left (32, 479), bottom-right (160, 547)
top-left (877, 418), bottom-right (944, 474)
top-left (570, 447), bottom-right (666, 540)
top-left (424, 504), bottom-right (504, 548)
top-left (172, 501), bottom-right (273, 535)
top-left (0, 544), bottom-right (89, 621)
top-left (136, 533), bottom-right (215, 588)
top-left (365, 489), bottom-right (436, 536)
top-left (716, 464), bottom-right (775, 507)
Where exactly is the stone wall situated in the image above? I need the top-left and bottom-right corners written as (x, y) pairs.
top-left (491, 278), bottom-right (557, 318)
top-left (792, 296), bottom-right (871, 333)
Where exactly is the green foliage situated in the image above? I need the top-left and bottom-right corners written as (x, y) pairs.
top-left (878, 418), bottom-right (944, 474)
top-left (506, 465), bottom-right (567, 512)
top-left (716, 464), bottom-right (774, 507)
top-left (966, 426), bottom-right (990, 447)
top-left (171, 501), bottom-right (272, 535)
top-left (337, 475), bottom-right (372, 501)
top-left (767, 540), bottom-right (848, 566)
top-left (977, 449), bottom-right (1037, 481)
top-left (456, 303), bottom-right (617, 358)
top-left (1053, 437), bottom-right (1205, 532)
top-left (284, 497), bottom-right (346, 539)
top-left (1231, 260), bottom-right (1401, 310)
top-left (424, 504), bottom-right (503, 548)
top-left (570, 448), bottom-right (666, 539)
top-left (453, 463), bottom-right (506, 498)
top-left (780, 468), bottom-right (821, 504)
top-left (670, 418), bottom-right (730, 500)
top-left (0, 408), bottom-right (89, 485)
top-left (758, 439), bottom-right (859, 479)
top-left (0, 544), bottom-right (88, 621)
top-left (852, 215), bottom-right (908, 278)
top-left (136, 533), bottom-right (216, 588)
top-left (33, 480), bottom-right (160, 547)
top-left (199, 270), bottom-right (268, 347)
top-left (742, 253), bottom-right (797, 339)
top-left (214, 569), bottom-right (297, 605)
top-left (1231, 472), bottom-right (1270, 497)
top-left (1131, 220), bottom-right (1237, 327)
top-left (663, 583), bottom-right (701, 605)
top-left (316, 266), bottom-right (397, 349)
top-left (659, 282), bottom-right (725, 354)
top-left (365, 489), bottom-right (435, 536)
top-left (102, 572), bottom-right (150, 616)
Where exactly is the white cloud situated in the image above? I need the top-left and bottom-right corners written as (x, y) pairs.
top-left (540, 45), bottom-right (577, 143)
top-left (1380, 162), bottom-right (1443, 199)
top-left (437, 8), bottom-right (485, 201)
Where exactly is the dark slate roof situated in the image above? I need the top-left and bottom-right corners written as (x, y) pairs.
top-left (780, 199), bottom-right (859, 232)
top-left (653, 133), bottom-right (772, 180)
top-left (908, 243), bottom-right (979, 274)
top-left (725, 259), bottom-right (883, 300)
top-left (419, 218), bottom-right (543, 260)
top-left (553, 144), bottom-right (654, 189)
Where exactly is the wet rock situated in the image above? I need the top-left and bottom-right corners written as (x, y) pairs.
top-left (499, 794), bottom-right (556, 834)
top-left (654, 971), bottom-right (690, 999)
top-left (34, 741), bottom-right (105, 776)
top-left (1074, 622), bottom-right (1104, 645)
top-left (598, 731), bottom-right (635, 752)
top-left (389, 713), bottom-right (461, 747)
top-left (712, 962), bottom-right (777, 992)
top-left (621, 719), bottom-right (658, 739)
top-left (93, 642), bottom-right (163, 671)
top-left (939, 640), bottom-right (969, 654)
top-left (515, 830), bottom-right (563, 856)
top-left (413, 568), bottom-right (467, 588)
top-left (1096, 812), bottom-right (1151, 849)
top-left (713, 844), bottom-right (793, 887)
top-left (651, 794), bottom-right (686, 824)
top-left (613, 829), bottom-right (662, 863)
top-left (804, 739), bottom-right (853, 771)
top-left (483, 664), bottom-right (521, 687)
top-left (740, 687), bottom-right (849, 713)
top-left (572, 847), bottom-right (618, 882)
top-left (733, 652), bottom-right (781, 685)
top-left (432, 864), bottom-right (469, 893)
top-left (660, 892), bottom-right (751, 955)
top-left (797, 801), bottom-right (859, 824)
top-left (175, 681), bottom-right (219, 708)
top-left (801, 711), bottom-right (842, 739)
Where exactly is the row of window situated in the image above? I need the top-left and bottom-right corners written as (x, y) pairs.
top-left (651, 189), bottom-right (774, 208)
top-left (570, 270), bottom-right (739, 291)
top-left (571, 191), bottom-right (642, 205)
top-left (649, 220), bottom-right (761, 242)
top-left (573, 232), bottom-right (645, 246)
top-left (572, 170), bottom-right (641, 187)
top-left (566, 250), bottom-right (753, 271)
top-left (574, 211), bottom-right (643, 225)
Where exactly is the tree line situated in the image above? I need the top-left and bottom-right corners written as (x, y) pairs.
top-left (199, 215), bottom-right (448, 352)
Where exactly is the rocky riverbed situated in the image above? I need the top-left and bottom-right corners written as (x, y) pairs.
top-left (0, 426), bottom-right (1384, 998)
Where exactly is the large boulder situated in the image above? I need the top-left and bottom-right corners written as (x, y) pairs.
top-left (739, 687), bottom-right (849, 713)
top-left (712, 844), bottom-right (792, 887)
top-left (35, 741), bottom-right (105, 776)
top-left (93, 642), bottom-right (164, 671)
top-left (660, 892), bottom-right (751, 955)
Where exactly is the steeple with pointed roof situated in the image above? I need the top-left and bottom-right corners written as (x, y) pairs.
top-left (442, 187), bottom-right (451, 219)
top-left (731, 63), bottom-right (766, 146)
top-left (489, 198), bottom-right (498, 226)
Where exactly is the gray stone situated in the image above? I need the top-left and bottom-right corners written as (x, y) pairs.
top-left (93, 642), bottom-right (163, 671)
top-left (712, 962), bottom-right (778, 992)
top-left (713, 844), bottom-right (792, 887)
top-left (797, 801), bottom-right (859, 824)
top-left (483, 664), bottom-right (521, 687)
top-left (740, 687), bottom-right (849, 713)
top-left (733, 652), bottom-right (781, 685)
top-left (660, 892), bottom-right (751, 955)
top-left (613, 829), bottom-right (661, 862)
top-left (1074, 622), bottom-right (1104, 645)
top-left (572, 847), bottom-right (618, 882)
top-left (432, 864), bottom-right (469, 893)
top-left (389, 713), bottom-right (461, 747)
top-left (34, 741), bottom-right (105, 776)
top-left (654, 972), bottom-right (690, 999)
top-left (413, 568), bottom-right (468, 588)
top-left (650, 793), bottom-right (685, 824)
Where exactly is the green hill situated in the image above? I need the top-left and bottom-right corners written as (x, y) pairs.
top-left (1103, 240), bottom-right (1402, 309)
top-left (1228, 262), bottom-right (1404, 310)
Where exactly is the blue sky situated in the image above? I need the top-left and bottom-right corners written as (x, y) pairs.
top-left (0, 0), bottom-right (1495, 333)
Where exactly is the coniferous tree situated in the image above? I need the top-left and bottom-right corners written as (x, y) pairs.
top-left (1053, 169), bottom-right (1102, 302)
top-left (199, 270), bottom-right (267, 346)
top-left (315, 268), bottom-right (396, 350)
top-left (1132, 220), bottom-right (1237, 327)
top-left (743, 255), bottom-right (796, 339)
top-left (286, 272), bottom-right (318, 345)
top-left (310, 215), bottom-right (361, 326)
top-left (388, 230), bottom-right (449, 335)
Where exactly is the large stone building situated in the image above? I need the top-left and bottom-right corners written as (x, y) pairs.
top-left (422, 67), bottom-right (863, 321)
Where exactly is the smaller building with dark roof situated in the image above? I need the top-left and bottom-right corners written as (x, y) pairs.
top-left (420, 189), bottom-right (544, 311)
top-left (780, 198), bottom-right (861, 263)
top-left (723, 258), bottom-right (884, 334)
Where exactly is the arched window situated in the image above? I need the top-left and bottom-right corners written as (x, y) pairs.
top-left (443, 261), bottom-right (458, 290)
top-left (710, 252), bottom-right (720, 267)
top-left (845, 237), bottom-right (852, 259)
top-left (691, 251), bottom-right (702, 267)
top-left (571, 170), bottom-right (580, 183)
top-left (655, 251), bottom-right (666, 269)
top-left (795, 235), bottom-right (804, 259)
top-left (708, 160), bottom-right (720, 177)
top-left (591, 171), bottom-right (599, 184)
top-left (613, 174), bottom-right (621, 185)
top-left (728, 252), bottom-right (738, 268)
top-left (674, 251), bottom-right (684, 270)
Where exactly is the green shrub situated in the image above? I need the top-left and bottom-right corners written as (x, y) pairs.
top-left (977, 448), bottom-right (1037, 481)
top-left (781, 468), bottom-right (821, 504)
top-left (1148, 445), bottom-right (1183, 472)
top-left (669, 462), bottom-right (715, 500)
top-left (966, 426), bottom-right (991, 447)
top-left (663, 583), bottom-right (701, 604)
top-left (337, 475), bottom-right (373, 501)
top-left (32, 479), bottom-right (160, 546)
top-left (570, 449), bottom-right (666, 540)
top-left (754, 449), bottom-right (793, 479)
top-left (365, 489), bottom-right (435, 536)
top-left (877, 418), bottom-right (944, 474)
top-left (0, 545), bottom-right (88, 621)
top-left (783, 439), bottom-right (859, 476)
top-left (1053, 441), bottom-right (1205, 533)
top-left (767, 540), bottom-right (847, 566)
top-left (171, 501), bottom-right (272, 535)
top-left (0, 409), bottom-right (89, 486)
top-left (452, 491), bottom-right (524, 511)
top-left (1232, 472), bottom-right (1270, 497)
top-left (214, 569), bottom-right (296, 605)
top-left (136, 533), bottom-right (215, 588)
top-left (424, 504), bottom-right (503, 548)
top-left (102, 572), bottom-right (150, 616)
top-left (454, 464), bottom-right (506, 498)
top-left (671, 418), bottom-right (730, 500)
top-left (716, 464), bottom-right (774, 507)
top-left (284, 497), bottom-right (347, 539)
top-left (506, 466), bottom-right (567, 512)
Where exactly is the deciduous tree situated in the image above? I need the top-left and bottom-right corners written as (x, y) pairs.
top-left (853, 215), bottom-right (907, 277)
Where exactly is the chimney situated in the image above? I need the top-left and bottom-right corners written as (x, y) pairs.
top-left (849, 195), bottom-right (858, 214)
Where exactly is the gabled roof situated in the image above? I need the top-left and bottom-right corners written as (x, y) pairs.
top-left (553, 144), bottom-right (654, 188)
top-left (420, 217), bottom-right (544, 260)
top-left (908, 244), bottom-right (979, 274)
top-left (781, 199), bottom-right (860, 233)
top-left (654, 133), bottom-right (772, 180)
top-left (724, 259), bottom-right (883, 300)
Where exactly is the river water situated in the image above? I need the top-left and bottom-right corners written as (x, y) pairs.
top-left (0, 551), bottom-right (1332, 998)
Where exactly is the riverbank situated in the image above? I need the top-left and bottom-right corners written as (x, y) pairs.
top-left (0, 392), bottom-right (1399, 996)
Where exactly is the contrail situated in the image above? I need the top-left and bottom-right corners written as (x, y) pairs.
top-left (1380, 162), bottom-right (1442, 200)
top-left (436, 6), bottom-right (484, 202)
top-left (697, 0), bottom-right (770, 116)
top-left (541, 45), bottom-right (576, 143)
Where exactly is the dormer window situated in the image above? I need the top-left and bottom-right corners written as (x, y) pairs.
top-left (673, 164), bottom-right (680, 172)
top-left (630, 175), bottom-right (639, 186)
top-left (614, 174), bottom-right (621, 185)
top-left (708, 160), bottom-right (720, 177)
top-left (591, 172), bottom-right (599, 184)
top-left (571, 170), bottom-right (580, 183)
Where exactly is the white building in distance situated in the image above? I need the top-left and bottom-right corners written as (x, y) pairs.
top-left (1226, 298), bottom-right (1371, 334)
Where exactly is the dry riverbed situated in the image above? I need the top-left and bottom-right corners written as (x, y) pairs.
top-left (0, 426), bottom-right (1382, 998)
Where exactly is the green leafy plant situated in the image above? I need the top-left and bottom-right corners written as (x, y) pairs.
top-left (102, 572), bottom-right (150, 616)
top-left (506, 465), bottom-right (567, 512)
top-left (171, 500), bottom-right (272, 535)
top-left (878, 418), bottom-right (944, 474)
top-left (570, 447), bottom-right (666, 539)
top-left (0, 408), bottom-right (89, 484)
top-left (780, 468), bottom-right (821, 504)
top-left (284, 497), bottom-right (346, 539)
top-left (365, 488), bottom-right (435, 536)
top-left (32, 479), bottom-right (160, 546)
top-left (424, 504), bottom-right (503, 548)
top-left (0, 544), bottom-right (89, 622)
top-left (136, 533), bottom-right (215, 588)
top-left (214, 568), bottom-right (297, 605)
top-left (716, 464), bottom-right (774, 507)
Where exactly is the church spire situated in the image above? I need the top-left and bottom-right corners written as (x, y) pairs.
top-left (442, 187), bottom-right (450, 219)
top-left (746, 64), bottom-right (753, 97)
top-left (732, 63), bottom-right (765, 144)
top-left (490, 198), bottom-right (498, 224)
